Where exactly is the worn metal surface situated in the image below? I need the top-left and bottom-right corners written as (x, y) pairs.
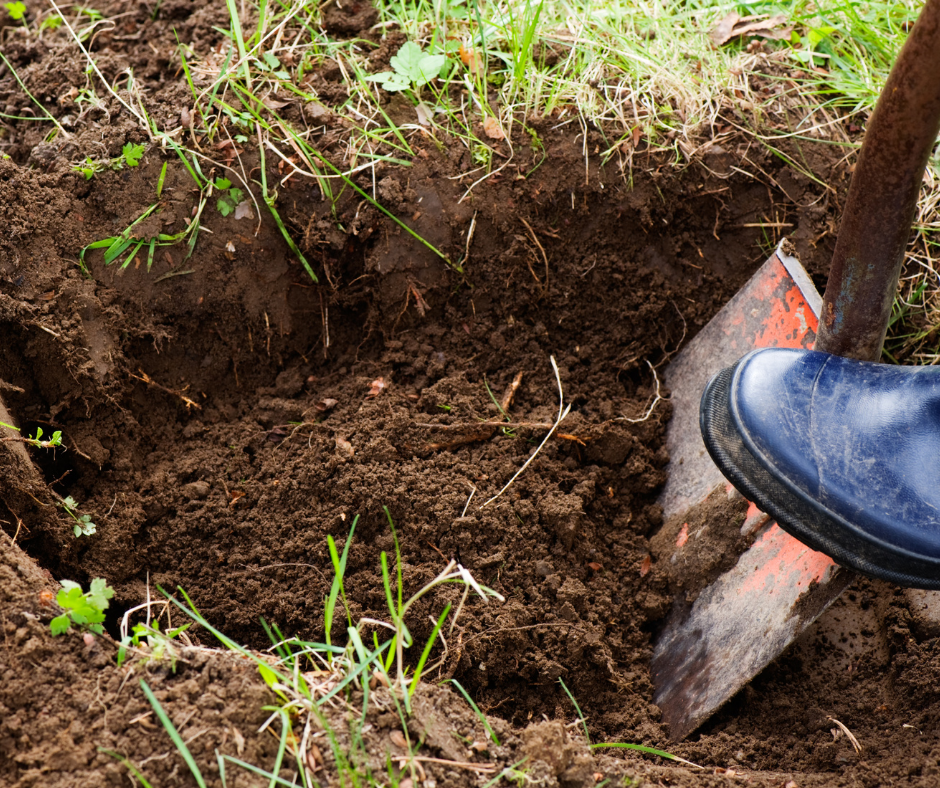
top-left (817, 0), bottom-right (940, 360)
top-left (660, 243), bottom-right (817, 523)
top-left (653, 524), bottom-right (853, 740)
top-left (653, 244), bottom-right (852, 739)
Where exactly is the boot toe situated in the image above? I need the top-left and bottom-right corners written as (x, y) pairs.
top-left (702, 348), bottom-right (940, 588)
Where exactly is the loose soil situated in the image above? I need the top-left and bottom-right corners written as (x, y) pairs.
top-left (3, 3), bottom-right (940, 787)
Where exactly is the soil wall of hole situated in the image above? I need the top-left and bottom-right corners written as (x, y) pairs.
top-left (5, 5), bottom-right (940, 786)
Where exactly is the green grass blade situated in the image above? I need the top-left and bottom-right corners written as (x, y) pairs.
top-left (140, 678), bottom-right (207, 788)
top-left (558, 677), bottom-right (590, 745)
top-left (450, 679), bottom-right (499, 745)
top-left (121, 240), bottom-right (145, 270)
top-left (317, 639), bottom-right (391, 706)
top-left (268, 710), bottom-right (289, 788)
top-left (98, 748), bottom-right (155, 788)
top-left (216, 755), bottom-right (300, 787)
top-left (383, 507), bottom-right (403, 613)
top-left (222, 0), bottom-right (251, 85)
top-left (103, 238), bottom-right (133, 265)
top-left (408, 603), bottom-right (450, 698)
top-left (590, 742), bottom-right (702, 769)
top-left (380, 552), bottom-right (396, 621)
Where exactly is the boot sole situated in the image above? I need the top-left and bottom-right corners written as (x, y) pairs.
top-left (700, 364), bottom-right (940, 589)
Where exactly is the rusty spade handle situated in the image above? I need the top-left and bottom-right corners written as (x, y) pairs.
top-left (816, 0), bottom-right (940, 361)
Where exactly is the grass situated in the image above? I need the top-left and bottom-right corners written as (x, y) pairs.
top-left (109, 510), bottom-right (505, 786)
top-left (8, 0), bottom-right (940, 350)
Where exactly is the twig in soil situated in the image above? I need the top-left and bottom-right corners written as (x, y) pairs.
top-left (418, 419), bottom-right (553, 431)
top-left (464, 211), bottom-right (478, 264)
top-left (481, 356), bottom-right (571, 508)
top-left (396, 755), bottom-right (496, 774)
top-left (619, 360), bottom-right (666, 423)
top-left (129, 370), bottom-right (200, 410)
top-left (828, 716), bottom-right (862, 753)
top-left (499, 371), bottom-right (524, 414)
top-left (520, 217), bottom-right (549, 289)
top-left (461, 486), bottom-right (477, 517)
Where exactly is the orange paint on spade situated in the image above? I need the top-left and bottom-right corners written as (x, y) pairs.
top-left (676, 523), bottom-right (689, 548)
top-left (736, 524), bottom-right (836, 597)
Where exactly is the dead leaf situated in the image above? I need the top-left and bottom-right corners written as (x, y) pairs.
top-left (226, 241), bottom-right (236, 253)
top-left (709, 11), bottom-right (740, 46)
top-left (709, 12), bottom-right (791, 47)
top-left (372, 668), bottom-right (390, 688)
top-left (632, 126), bottom-right (642, 147)
top-left (305, 743), bottom-right (323, 771)
top-left (389, 729), bottom-right (408, 749)
top-left (415, 103), bottom-right (432, 126)
top-left (587, 562), bottom-right (602, 572)
top-left (229, 490), bottom-right (246, 507)
top-left (233, 201), bottom-right (253, 221)
top-left (262, 95), bottom-right (290, 110)
top-left (459, 43), bottom-right (482, 74)
top-left (639, 554), bottom-right (651, 577)
top-left (335, 436), bottom-right (354, 457)
top-left (483, 115), bottom-right (505, 140)
top-left (367, 377), bottom-right (386, 398)
top-left (314, 398), bottom-right (338, 412)
top-left (231, 726), bottom-right (246, 756)
top-left (470, 741), bottom-right (488, 752)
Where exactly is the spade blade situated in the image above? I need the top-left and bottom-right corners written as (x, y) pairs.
top-left (652, 241), bottom-right (855, 739)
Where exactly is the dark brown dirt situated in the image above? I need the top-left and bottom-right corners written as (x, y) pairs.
top-left (5, 2), bottom-right (940, 787)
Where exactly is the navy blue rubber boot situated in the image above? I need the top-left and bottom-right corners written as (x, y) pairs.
top-left (700, 347), bottom-right (940, 589)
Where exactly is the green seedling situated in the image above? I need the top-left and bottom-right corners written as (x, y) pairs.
top-left (50, 578), bottom-right (114, 636)
top-left (59, 495), bottom-right (96, 537)
top-left (558, 677), bottom-right (590, 744)
top-left (117, 621), bottom-right (192, 669)
top-left (23, 426), bottom-right (62, 449)
top-left (367, 41), bottom-right (447, 93)
top-left (4, 1), bottom-right (25, 20)
top-left (72, 142), bottom-right (146, 179)
top-left (99, 750), bottom-right (154, 788)
top-left (74, 157), bottom-right (100, 180)
top-left (79, 181), bottom-right (210, 275)
top-left (560, 677), bottom-right (703, 768)
top-left (39, 12), bottom-right (62, 30)
top-left (0, 421), bottom-right (62, 449)
top-left (214, 177), bottom-right (245, 216)
top-left (122, 141), bottom-right (145, 166)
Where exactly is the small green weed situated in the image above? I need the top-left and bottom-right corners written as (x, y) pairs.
top-left (24, 426), bottom-right (62, 449)
top-left (4, 1), bottom-right (25, 21)
top-left (0, 420), bottom-right (62, 449)
top-left (213, 177), bottom-right (245, 217)
top-left (73, 142), bottom-right (146, 180)
top-left (59, 495), bottom-right (96, 537)
top-left (367, 41), bottom-right (448, 94)
top-left (50, 578), bottom-right (113, 636)
top-left (117, 620), bottom-right (192, 669)
top-left (38, 12), bottom-right (62, 31)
